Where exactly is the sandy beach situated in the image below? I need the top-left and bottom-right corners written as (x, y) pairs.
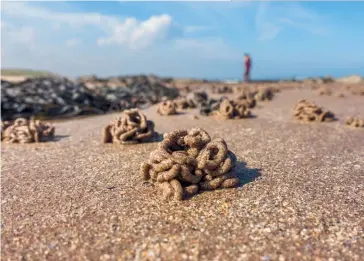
top-left (1, 86), bottom-right (363, 261)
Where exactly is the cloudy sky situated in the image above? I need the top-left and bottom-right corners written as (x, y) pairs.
top-left (1, 1), bottom-right (364, 80)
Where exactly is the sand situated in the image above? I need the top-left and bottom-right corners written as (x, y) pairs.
top-left (0, 75), bottom-right (28, 83)
top-left (1, 87), bottom-right (364, 261)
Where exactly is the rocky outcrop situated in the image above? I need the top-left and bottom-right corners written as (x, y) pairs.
top-left (1, 78), bottom-right (110, 120)
top-left (1, 76), bottom-right (179, 120)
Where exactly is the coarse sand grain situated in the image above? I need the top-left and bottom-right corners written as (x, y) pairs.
top-left (1, 88), bottom-right (364, 261)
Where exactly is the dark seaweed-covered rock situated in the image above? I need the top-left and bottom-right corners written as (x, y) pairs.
top-left (1, 75), bottom-right (179, 120)
top-left (1, 78), bottom-right (111, 120)
top-left (199, 98), bottom-right (222, 116)
top-left (186, 91), bottom-right (208, 105)
top-left (254, 88), bottom-right (274, 101)
top-left (212, 85), bottom-right (233, 94)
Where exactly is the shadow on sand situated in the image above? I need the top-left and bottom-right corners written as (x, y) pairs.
top-left (151, 132), bottom-right (164, 142)
top-left (233, 161), bottom-right (261, 187)
top-left (230, 153), bottom-right (261, 187)
top-left (172, 111), bottom-right (187, 116)
top-left (51, 135), bottom-right (70, 142)
top-left (246, 114), bottom-right (257, 119)
top-left (181, 160), bottom-right (261, 200)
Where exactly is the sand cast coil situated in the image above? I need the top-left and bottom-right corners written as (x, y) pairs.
top-left (1, 118), bottom-right (55, 143)
top-left (103, 108), bottom-right (155, 144)
top-left (157, 100), bottom-right (178, 116)
top-left (293, 100), bottom-right (336, 122)
top-left (345, 117), bottom-right (364, 128)
top-left (140, 128), bottom-right (240, 201)
top-left (217, 99), bottom-right (252, 119)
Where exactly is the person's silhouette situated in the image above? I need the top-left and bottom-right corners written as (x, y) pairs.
top-left (244, 53), bottom-right (252, 82)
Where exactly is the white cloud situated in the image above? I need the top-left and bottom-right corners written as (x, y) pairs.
top-left (1, 2), bottom-right (121, 29)
top-left (2, 2), bottom-right (175, 50)
top-left (130, 15), bottom-right (172, 49)
top-left (0, 2), bottom-right (239, 78)
top-left (1, 22), bottom-right (36, 45)
top-left (97, 14), bottom-right (173, 50)
top-left (15, 26), bottom-right (36, 43)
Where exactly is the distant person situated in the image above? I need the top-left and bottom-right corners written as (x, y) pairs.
top-left (244, 53), bottom-right (252, 82)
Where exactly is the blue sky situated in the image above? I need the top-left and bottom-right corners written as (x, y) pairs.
top-left (1, 1), bottom-right (364, 80)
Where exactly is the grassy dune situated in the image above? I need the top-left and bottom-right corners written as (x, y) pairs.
top-left (1, 68), bottom-right (57, 77)
top-left (1, 68), bottom-right (60, 82)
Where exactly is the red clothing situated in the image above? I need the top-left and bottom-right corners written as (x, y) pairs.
top-left (245, 57), bottom-right (251, 70)
top-left (244, 56), bottom-right (251, 82)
